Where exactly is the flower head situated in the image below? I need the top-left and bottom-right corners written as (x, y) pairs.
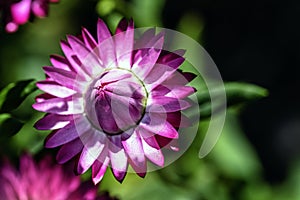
top-left (33, 18), bottom-right (196, 184)
top-left (0, 0), bottom-right (59, 33)
top-left (0, 154), bottom-right (116, 200)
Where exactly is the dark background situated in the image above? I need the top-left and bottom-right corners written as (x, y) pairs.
top-left (162, 0), bottom-right (300, 184)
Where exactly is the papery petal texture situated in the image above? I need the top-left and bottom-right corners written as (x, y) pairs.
top-left (33, 18), bottom-right (196, 184)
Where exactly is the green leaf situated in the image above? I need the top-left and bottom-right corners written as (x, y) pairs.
top-left (0, 79), bottom-right (37, 113)
top-left (0, 113), bottom-right (24, 137)
top-left (198, 82), bottom-right (268, 119)
top-left (223, 82), bottom-right (268, 106)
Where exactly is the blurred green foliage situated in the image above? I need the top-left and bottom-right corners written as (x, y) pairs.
top-left (0, 0), bottom-right (298, 200)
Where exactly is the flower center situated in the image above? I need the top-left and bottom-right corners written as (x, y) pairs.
top-left (84, 68), bottom-right (147, 135)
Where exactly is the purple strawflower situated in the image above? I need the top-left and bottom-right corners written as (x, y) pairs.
top-left (33, 18), bottom-right (196, 184)
top-left (0, 154), bottom-right (116, 200)
top-left (0, 0), bottom-right (59, 33)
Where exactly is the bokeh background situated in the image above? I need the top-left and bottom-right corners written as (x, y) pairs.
top-left (0, 0), bottom-right (299, 199)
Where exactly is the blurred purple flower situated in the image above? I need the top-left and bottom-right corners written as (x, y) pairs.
top-left (33, 18), bottom-right (196, 184)
top-left (0, 154), bottom-right (116, 200)
top-left (0, 0), bottom-right (59, 33)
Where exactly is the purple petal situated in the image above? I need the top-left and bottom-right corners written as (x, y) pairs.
top-left (82, 27), bottom-right (97, 50)
top-left (94, 92), bottom-right (119, 133)
top-left (151, 85), bottom-right (195, 99)
top-left (143, 50), bottom-right (185, 90)
top-left (34, 114), bottom-right (74, 130)
top-left (67, 35), bottom-right (103, 76)
top-left (99, 69), bottom-right (132, 84)
top-left (182, 71), bottom-right (197, 82)
top-left (45, 117), bottom-right (91, 148)
top-left (143, 63), bottom-right (175, 91)
top-left (167, 112), bottom-right (191, 128)
top-left (60, 40), bottom-right (91, 80)
top-left (35, 93), bottom-right (55, 103)
top-left (37, 80), bottom-right (77, 98)
top-left (155, 135), bottom-right (179, 151)
top-left (77, 136), bottom-right (105, 174)
top-left (115, 18), bottom-right (134, 69)
top-left (165, 86), bottom-right (195, 98)
top-left (32, 96), bottom-right (83, 115)
top-left (50, 55), bottom-right (72, 71)
top-left (97, 19), bottom-right (117, 68)
top-left (108, 93), bottom-right (143, 130)
top-left (132, 32), bottom-right (164, 79)
top-left (139, 129), bottom-right (164, 167)
top-left (109, 136), bottom-right (128, 182)
top-left (115, 18), bottom-right (128, 34)
top-left (122, 131), bottom-right (146, 175)
top-left (140, 113), bottom-right (179, 139)
top-left (92, 157), bottom-right (109, 185)
top-left (147, 96), bottom-right (191, 113)
top-left (91, 145), bottom-right (109, 184)
top-left (42, 66), bottom-right (85, 92)
top-left (56, 139), bottom-right (84, 164)
top-left (97, 18), bottom-right (112, 43)
top-left (134, 28), bottom-right (156, 49)
top-left (162, 71), bottom-right (196, 86)
top-left (157, 49), bottom-right (185, 69)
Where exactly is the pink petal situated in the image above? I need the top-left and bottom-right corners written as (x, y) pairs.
top-left (50, 55), bottom-right (73, 71)
top-left (56, 139), bottom-right (84, 164)
top-left (181, 71), bottom-right (197, 82)
top-left (60, 40), bottom-right (91, 80)
top-left (167, 112), bottom-right (191, 128)
top-left (132, 32), bottom-right (164, 79)
top-left (134, 28), bottom-right (155, 49)
top-left (163, 71), bottom-right (196, 86)
top-left (32, 96), bottom-right (83, 115)
top-left (94, 92), bottom-right (119, 133)
top-left (45, 117), bottom-right (91, 148)
top-left (42, 66), bottom-right (84, 92)
top-left (147, 96), bottom-right (191, 113)
top-left (115, 18), bottom-right (128, 34)
top-left (34, 114), bottom-right (74, 130)
top-left (98, 69), bottom-right (132, 84)
top-left (67, 35), bottom-right (103, 76)
top-left (91, 145), bottom-right (109, 184)
top-left (37, 80), bottom-right (77, 98)
top-left (157, 49), bottom-right (185, 69)
top-left (82, 27), bottom-right (97, 50)
top-left (139, 129), bottom-right (164, 167)
top-left (155, 135), bottom-right (179, 151)
top-left (165, 86), bottom-right (195, 98)
top-left (35, 93), bottom-right (55, 103)
top-left (97, 19), bottom-right (117, 68)
top-left (151, 85), bottom-right (195, 99)
top-left (122, 131), bottom-right (146, 176)
top-left (92, 156), bottom-right (109, 185)
top-left (115, 18), bottom-right (134, 70)
top-left (140, 113), bottom-right (179, 139)
top-left (143, 49), bottom-right (185, 90)
top-left (11, 0), bottom-right (31, 24)
top-left (108, 93), bottom-right (143, 130)
top-left (109, 136), bottom-right (128, 182)
top-left (97, 18), bottom-right (112, 43)
top-left (77, 136), bottom-right (105, 174)
top-left (143, 63), bottom-right (175, 91)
